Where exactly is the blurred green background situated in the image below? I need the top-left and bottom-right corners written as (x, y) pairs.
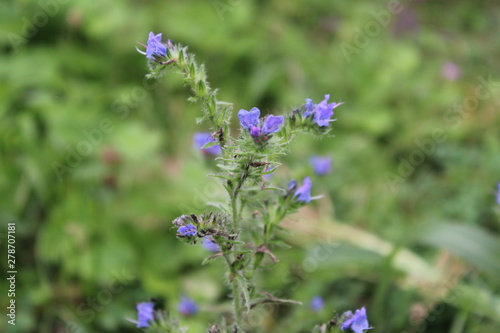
top-left (1, 0), bottom-right (500, 332)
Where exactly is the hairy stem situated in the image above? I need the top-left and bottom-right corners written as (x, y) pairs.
top-left (231, 278), bottom-right (244, 330)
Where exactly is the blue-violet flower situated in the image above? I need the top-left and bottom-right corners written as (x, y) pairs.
top-left (303, 95), bottom-right (342, 127)
top-left (497, 182), bottom-right (500, 205)
top-left (137, 32), bottom-right (167, 60)
top-left (178, 296), bottom-right (198, 316)
top-left (177, 224), bottom-right (197, 237)
top-left (238, 108), bottom-right (284, 139)
top-left (136, 301), bottom-right (154, 328)
top-left (310, 156), bottom-right (332, 176)
top-left (310, 296), bottom-right (324, 312)
top-left (341, 307), bottom-right (371, 333)
top-left (202, 237), bottom-right (220, 252)
top-left (193, 132), bottom-right (222, 155)
top-left (294, 177), bottom-right (313, 203)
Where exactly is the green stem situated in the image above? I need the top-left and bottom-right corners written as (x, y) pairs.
top-left (231, 277), bottom-right (244, 330)
top-left (231, 193), bottom-right (239, 231)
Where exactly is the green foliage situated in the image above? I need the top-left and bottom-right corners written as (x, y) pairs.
top-left (1, 0), bottom-right (500, 332)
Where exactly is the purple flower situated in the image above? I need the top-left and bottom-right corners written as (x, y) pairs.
top-left (238, 107), bottom-right (261, 131)
top-left (294, 177), bottom-right (312, 203)
top-left (193, 132), bottom-right (222, 155)
top-left (341, 307), bottom-right (371, 333)
top-left (441, 62), bottom-right (461, 81)
top-left (303, 98), bottom-right (315, 118)
top-left (310, 156), bottom-right (332, 176)
top-left (302, 95), bottom-right (342, 127)
top-left (136, 302), bottom-right (154, 328)
top-left (178, 296), bottom-right (198, 316)
top-left (497, 182), bottom-right (500, 205)
top-left (202, 237), bottom-right (220, 252)
top-left (250, 126), bottom-right (261, 138)
top-left (238, 108), bottom-right (284, 139)
top-left (287, 179), bottom-right (298, 191)
top-left (137, 32), bottom-right (167, 60)
top-left (263, 166), bottom-right (275, 181)
top-left (261, 115), bottom-right (284, 134)
top-left (177, 224), bottom-right (197, 237)
top-left (310, 296), bottom-right (324, 312)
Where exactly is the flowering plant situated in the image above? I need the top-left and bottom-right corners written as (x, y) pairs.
top-left (132, 32), bottom-right (370, 333)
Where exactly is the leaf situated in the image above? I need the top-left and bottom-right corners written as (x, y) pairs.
top-left (419, 222), bottom-right (500, 278)
top-left (270, 239), bottom-right (292, 249)
top-left (201, 253), bottom-right (223, 266)
top-left (221, 239), bottom-right (245, 245)
top-left (250, 292), bottom-right (302, 309)
top-left (235, 275), bottom-right (251, 312)
top-left (208, 174), bottom-right (232, 180)
top-left (262, 186), bottom-right (285, 192)
top-left (228, 250), bottom-right (252, 254)
top-left (201, 140), bottom-right (219, 149)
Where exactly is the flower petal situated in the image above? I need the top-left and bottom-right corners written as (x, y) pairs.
top-left (261, 115), bottom-right (284, 134)
top-left (238, 107), bottom-right (261, 130)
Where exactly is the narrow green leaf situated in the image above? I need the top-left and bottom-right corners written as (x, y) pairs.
top-left (235, 275), bottom-right (251, 312)
top-left (201, 253), bottom-right (223, 266)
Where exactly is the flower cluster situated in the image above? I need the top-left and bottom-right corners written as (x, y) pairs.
top-left (238, 107), bottom-right (284, 141)
top-left (134, 31), bottom-right (356, 333)
top-left (302, 94), bottom-right (342, 127)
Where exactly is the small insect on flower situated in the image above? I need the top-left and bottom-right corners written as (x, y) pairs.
top-left (178, 295), bottom-right (198, 316)
top-left (177, 224), bottom-right (197, 237)
top-left (136, 301), bottom-right (155, 328)
top-left (341, 307), bottom-right (372, 333)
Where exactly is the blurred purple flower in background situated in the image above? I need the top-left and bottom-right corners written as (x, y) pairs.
top-left (294, 177), bottom-right (313, 203)
top-left (263, 166), bottom-right (275, 181)
top-left (310, 156), bottom-right (332, 175)
top-left (392, 7), bottom-right (419, 37)
top-left (310, 296), bottom-right (324, 312)
top-left (202, 237), bottom-right (220, 252)
top-left (177, 224), bottom-right (197, 237)
top-left (136, 301), bottom-right (154, 328)
top-left (496, 182), bottom-right (500, 205)
top-left (136, 32), bottom-right (167, 60)
top-left (193, 132), bottom-right (222, 155)
top-left (178, 296), bottom-right (198, 316)
top-left (341, 307), bottom-right (372, 333)
top-left (441, 62), bottom-right (461, 81)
